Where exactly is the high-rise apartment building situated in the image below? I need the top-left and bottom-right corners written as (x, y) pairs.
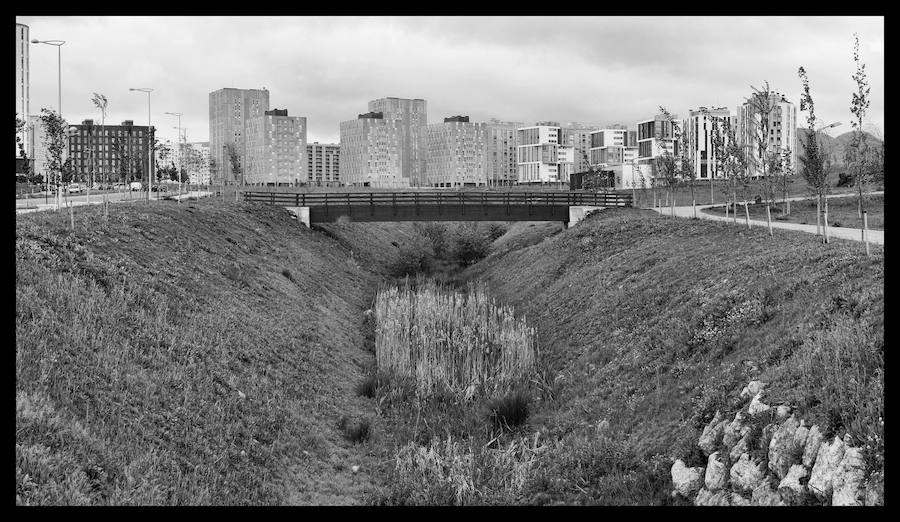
top-left (485, 118), bottom-right (521, 186)
top-left (185, 141), bottom-right (210, 185)
top-left (16, 23), bottom-right (29, 157)
top-left (517, 123), bottom-right (575, 184)
top-left (306, 142), bottom-right (340, 186)
top-left (736, 92), bottom-right (798, 178)
top-left (366, 97), bottom-right (427, 186)
top-left (588, 128), bottom-right (638, 167)
top-left (636, 114), bottom-right (678, 180)
top-left (245, 108), bottom-right (306, 186)
top-left (339, 97), bottom-right (427, 188)
top-left (683, 107), bottom-right (737, 180)
top-left (67, 119), bottom-right (155, 184)
top-left (209, 87), bottom-right (270, 184)
top-left (564, 123), bottom-right (600, 174)
top-left (424, 116), bottom-right (488, 187)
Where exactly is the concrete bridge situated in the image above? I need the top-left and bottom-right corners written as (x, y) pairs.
top-left (242, 190), bottom-right (633, 227)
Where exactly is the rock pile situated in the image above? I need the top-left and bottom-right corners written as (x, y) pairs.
top-left (670, 380), bottom-right (883, 506)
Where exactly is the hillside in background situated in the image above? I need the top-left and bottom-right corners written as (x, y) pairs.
top-left (795, 129), bottom-right (883, 167)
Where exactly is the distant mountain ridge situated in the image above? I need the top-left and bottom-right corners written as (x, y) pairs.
top-left (795, 130), bottom-right (883, 166)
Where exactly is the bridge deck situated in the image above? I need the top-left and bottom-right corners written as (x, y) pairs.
top-left (242, 191), bottom-right (632, 223)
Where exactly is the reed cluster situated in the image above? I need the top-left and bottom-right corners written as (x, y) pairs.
top-left (374, 278), bottom-right (537, 399)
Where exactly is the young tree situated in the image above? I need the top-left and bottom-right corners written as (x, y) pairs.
top-left (39, 108), bottom-right (68, 209)
top-left (90, 93), bottom-right (108, 189)
top-left (779, 148), bottom-right (794, 215)
top-left (744, 82), bottom-right (780, 233)
top-left (225, 142), bottom-right (242, 186)
top-left (797, 66), bottom-right (830, 242)
top-left (656, 107), bottom-right (680, 216)
top-left (847, 33), bottom-right (872, 220)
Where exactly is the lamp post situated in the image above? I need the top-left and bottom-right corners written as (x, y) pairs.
top-left (129, 88), bottom-right (153, 200)
top-left (32, 38), bottom-right (65, 208)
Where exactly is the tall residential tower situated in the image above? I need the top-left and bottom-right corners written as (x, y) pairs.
top-left (209, 87), bottom-right (270, 184)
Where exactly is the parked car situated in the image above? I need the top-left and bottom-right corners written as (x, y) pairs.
top-left (67, 183), bottom-right (85, 194)
top-left (113, 183), bottom-right (127, 191)
top-left (151, 185), bottom-right (168, 192)
top-left (129, 182), bottom-right (143, 191)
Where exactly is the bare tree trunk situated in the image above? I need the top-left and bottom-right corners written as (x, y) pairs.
top-left (710, 175), bottom-right (714, 205)
top-left (732, 188), bottom-right (738, 225)
top-left (725, 200), bottom-right (729, 220)
top-left (690, 182), bottom-right (696, 219)
top-left (816, 196), bottom-right (822, 237)
top-left (823, 197), bottom-right (830, 243)
top-left (766, 204), bottom-right (773, 236)
top-left (744, 198), bottom-right (751, 229)
top-left (863, 210), bottom-right (870, 256)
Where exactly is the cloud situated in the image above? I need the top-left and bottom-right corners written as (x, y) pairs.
top-left (17, 15), bottom-right (884, 145)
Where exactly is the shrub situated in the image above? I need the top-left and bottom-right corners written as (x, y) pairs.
top-left (450, 224), bottom-right (490, 267)
top-left (356, 374), bottom-right (380, 398)
top-left (486, 391), bottom-right (530, 431)
top-left (487, 223), bottom-right (508, 242)
top-left (375, 279), bottom-right (537, 399)
top-left (388, 236), bottom-right (434, 278)
top-left (337, 416), bottom-right (371, 444)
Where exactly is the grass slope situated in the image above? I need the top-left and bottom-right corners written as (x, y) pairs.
top-left (464, 208), bottom-right (884, 504)
top-left (703, 194), bottom-right (884, 230)
top-left (15, 200), bottom-right (409, 505)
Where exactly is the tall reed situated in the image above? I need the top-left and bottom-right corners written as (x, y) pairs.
top-left (375, 278), bottom-right (537, 399)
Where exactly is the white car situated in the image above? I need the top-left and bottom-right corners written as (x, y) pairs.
top-left (129, 182), bottom-right (143, 191)
top-left (67, 183), bottom-right (85, 194)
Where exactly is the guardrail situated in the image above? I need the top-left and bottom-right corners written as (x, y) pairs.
top-left (242, 190), bottom-right (633, 208)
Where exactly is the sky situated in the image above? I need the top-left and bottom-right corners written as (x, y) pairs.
top-left (17, 16), bottom-right (885, 145)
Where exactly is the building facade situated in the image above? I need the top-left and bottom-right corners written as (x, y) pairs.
top-left (26, 113), bottom-right (48, 181)
top-left (564, 123), bottom-right (600, 174)
top-left (588, 128), bottom-right (638, 168)
top-left (424, 116), bottom-right (489, 187)
top-left (245, 108), bottom-right (306, 186)
top-left (485, 118), bottom-right (522, 186)
top-left (517, 123), bottom-right (575, 184)
top-left (209, 87), bottom-right (270, 184)
top-left (67, 119), bottom-right (155, 184)
top-left (366, 97), bottom-right (427, 186)
top-left (184, 141), bottom-right (210, 185)
top-left (340, 112), bottom-right (406, 188)
top-left (736, 92), bottom-right (798, 178)
top-left (16, 23), bottom-right (29, 157)
top-left (636, 114), bottom-right (678, 180)
top-left (307, 142), bottom-right (340, 185)
top-left (683, 107), bottom-right (736, 180)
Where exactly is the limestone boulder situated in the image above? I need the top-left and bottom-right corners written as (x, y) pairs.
top-left (808, 436), bottom-right (845, 502)
top-left (730, 453), bottom-right (765, 492)
top-left (704, 451), bottom-right (728, 491)
top-left (698, 411), bottom-right (726, 456)
top-left (831, 439), bottom-right (866, 506)
top-left (768, 415), bottom-right (802, 479)
top-left (695, 487), bottom-right (731, 506)
top-left (775, 404), bottom-right (792, 420)
top-left (751, 480), bottom-right (784, 506)
top-left (671, 459), bottom-right (705, 498)
top-left (728, 431), bottom-right (752, 463)
top-left (747, 392), bottom-right (771, 416)
top-left (777, 464), bottom-right (809, 505)
top-left (740, 380), bottom-right (766, 400)
top-left (802, 425), bottom-right (824, 469)
top-left (723, 412), bottom-right (750, 450)
top-left (730, 492), bottom-right (751, 506)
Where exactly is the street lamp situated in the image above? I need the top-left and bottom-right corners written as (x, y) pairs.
top-left (129, 87), bottom-right (153, 199)
top-left (32, 38), bottom-right (65, 208)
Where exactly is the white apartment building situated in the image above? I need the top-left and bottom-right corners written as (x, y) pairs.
top-left (588, 128), bottom-right (639, 168)
top-left (485, 118), bottom-right (522, 186)
top-left (340, 112), bottom-right (407, 188)
top-left (424, 116), bottom-right (488, 187)
top-left (307, 142), bottom-right (340, 185)
top-left (636, 114), bottom-right (678, 180)
top-left (26, 113), bottom-right (48, 181)
top-left (208, 87), bottom-right (270, 184)
top-left (245, 109), bottom-right (306, 186)
top-left (683, 107), bottom-right (736, 180)
top-left (517, 123), bottom-right (575, 184)
top-left (367, 97), bottom-right (427, 186)
top-left (185, 141), bottom-right (210, 185)
top-left (736, 92), bottom-right (798, 178)
top-left (16, 23), bottom-right (29, 157)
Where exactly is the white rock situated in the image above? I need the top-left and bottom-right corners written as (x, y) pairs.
top-left (723, 412), bottom-right (750, 450)
top-left (864, 471), bottom-right (884, 506)
top-left (704, 452), bottom-right (728, 491)
top-left (671, 459), bottom-right (705, 498)
top-left (751, 481), bottom-right (784, 506)
top-left (802, 425), bottom-right (824, 469)
top-left (238, 390), bottom-right (246, 400)
top-left (831, 440), bottom-right (865, 506)
top-left (729, 431), bottom-right (752, 463)
top-left (740, 380), bottom-right (766, 399)
top-left (695, 487), bottom-right (731, 506)
top-left (351, 465), bottom-right (360, 474)
top-left (698, 411), bottom-right (726, 456)
top-left (748, 392), bottom-right (771, 415)
top-left (808, 436), bottom-right (845, 501)
top-left (768, 415), bottom-right (801, 479)
top-left (793, 425), bottom-right (810, 451)
top-left (731, 492), bottom-right (751, 506)
top-left (777, 464), bottom-right (809, 505)
top-left (775, 404), bottom-right (791, 419)
top-left (730, 453), bottom-right (765, 492)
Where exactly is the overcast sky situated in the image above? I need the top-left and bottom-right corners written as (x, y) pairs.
top-left (17, 16), bottom-right (884, 145)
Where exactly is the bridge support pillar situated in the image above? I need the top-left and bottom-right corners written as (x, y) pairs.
top-left (285, 206), bottom-right (310, 227)
top-left (567, 206), bottom-right (605, 228)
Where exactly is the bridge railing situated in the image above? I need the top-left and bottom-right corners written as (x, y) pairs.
top-left (242, 191), bottom-right (633, 208)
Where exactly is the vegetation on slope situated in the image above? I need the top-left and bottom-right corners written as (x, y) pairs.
top-left (462, 207), bottom-right (884, 504)
top-left (15, 200), bottom-right (410, 505)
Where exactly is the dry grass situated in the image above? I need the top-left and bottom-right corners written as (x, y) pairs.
top-left (374, 279), bottom-right (537, 399)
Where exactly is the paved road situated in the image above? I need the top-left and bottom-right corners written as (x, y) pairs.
top-left (651, 192), bottom-right (884, 245)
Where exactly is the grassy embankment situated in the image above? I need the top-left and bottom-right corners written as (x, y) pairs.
top-left (457, 208), bottom-right (884, 504)
top-left (15, 199), bottom-right (433, 505)
top-left (703, 194), bottom-right (884, 230)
